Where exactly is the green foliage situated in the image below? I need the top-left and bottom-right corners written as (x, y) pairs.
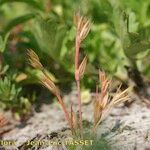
top-left (0, 33), bottom-right (9, 52)
top-left (114, 11), bottom-right (150, 69)
top-left (0, 65), bottom-right (9, 75)
top-left (0, 0), bottom-right (43, 10)
top-left (32, 16), bottom-right (72, 70)
top-left (1, 0), bottom-right (149, 79)
top-left (0, 77), bottom-right (21, 103)
top-left (0, 0), bottom-right (149, 116)
top-left (4, 13), bottom-right (36, 34)
top-left (80, 121), bottom-right (111, 150)
top-left (0, 66), bottom-right (34, 120)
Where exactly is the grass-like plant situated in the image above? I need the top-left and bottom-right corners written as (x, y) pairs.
top-left (93, 70), bottom-right (129, 134)
top-left (27, 13), bottom-right (130, 141)
top-left (27, 49), bottom-right (72, 129)
top-left (74, 13), bottom-right (91, 137)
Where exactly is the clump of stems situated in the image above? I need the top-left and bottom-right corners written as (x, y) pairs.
top-left (27, 13), bottom-right (130, 139)
top-left (93, 70), bottom-right (130, 134)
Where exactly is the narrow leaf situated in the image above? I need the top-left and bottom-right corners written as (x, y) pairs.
top-left (0, 33), bottom-right (10, 52)
top-left (0, 0), bottom-right (43, 10)
top-left (4, 13), bottom-right (35, 34)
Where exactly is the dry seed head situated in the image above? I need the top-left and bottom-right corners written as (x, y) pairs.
top-left (93, 71), bottom-right (130, 131)
top-left (78, 55), bottom-right (88, 79)
top-left (101, 89), bottom-right (128, 123)
top-left (27, 50), bottom-right (72, 129)
top-left (74, 13), bottom-right (91, 42)
top-left (99, 87), bottom-right (130, 123)
top-left (99, 70), bottom-right (111, 93)
top-left (27, 49), bottom-right (44, 70)
top-left (27, 49), bottom-right (60, 96)
top-left (110, 87), bottom-right (130, 106)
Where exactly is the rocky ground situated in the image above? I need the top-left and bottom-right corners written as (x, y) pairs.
top-left (0, 91), bottom-right (150, 150)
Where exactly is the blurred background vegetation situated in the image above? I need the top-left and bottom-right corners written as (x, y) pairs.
top-left (0, 0), bottom-right (149, 120)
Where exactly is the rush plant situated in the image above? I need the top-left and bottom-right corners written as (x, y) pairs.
top-left (27, 13), bottom-right (130, 140)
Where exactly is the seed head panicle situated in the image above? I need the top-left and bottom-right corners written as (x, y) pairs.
top-left (27, 49), bottom-right (60, 96)
top-left (27, 49), bottom-right (44, 70)
top-left (93, 71), bottom-right (130, 133)
top-left (27, 50), bottom-right (72, 129)
top-left (99, 70), bottom-right (111, 95)
top-left (74, 13), bottom-right (91, 42)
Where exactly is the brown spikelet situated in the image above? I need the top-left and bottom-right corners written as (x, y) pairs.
top-left (99, 70), bottom-right (111, 96)
top-left (78, 55), bottom-right (88, 79)
top-left (27, 49), bottom-right (44, 70)
top-left (40, 75), bottom-right (60, 96)
top-left (74, 13), bottom-right (91, 42)
top-left (27, 49), bottom-right (59, 95)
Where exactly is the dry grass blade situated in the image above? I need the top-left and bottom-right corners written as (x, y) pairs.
top-left (78, 55), bottom-right (88, 79)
